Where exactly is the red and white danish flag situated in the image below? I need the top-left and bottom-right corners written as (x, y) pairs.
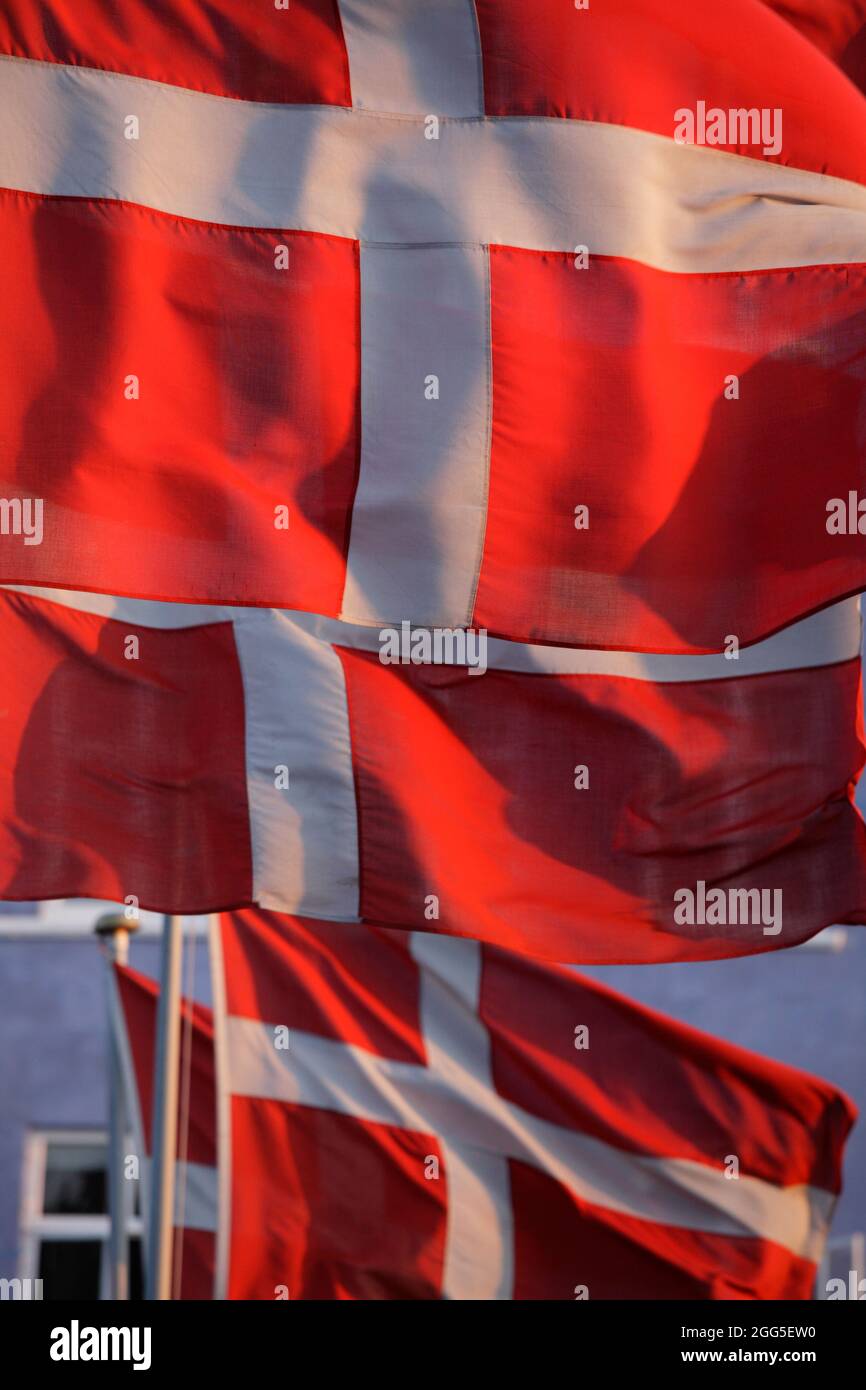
top-left (3, 584), bottom-right (866, 963)
top-left (213, 909), bottom-right (856, 1300)
top-left (2, 1), bottom-right (866, 652)
top-left (111, 962), bottom-right (217, 1300)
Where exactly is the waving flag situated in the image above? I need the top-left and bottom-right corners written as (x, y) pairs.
top-left (2, 584), bottom-right (864, 963)
top-left (213, 908), bottom-right (856, 1300)
top-left (111, 962), bottom-right (217, 1300)
top-left (1, 1), bottom-right (866, 650)
top-left (762, 1), bottom-right (866, 91)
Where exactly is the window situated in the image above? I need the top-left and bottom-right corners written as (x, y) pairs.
top-left (18, 1130), bottom-right (144, 1300)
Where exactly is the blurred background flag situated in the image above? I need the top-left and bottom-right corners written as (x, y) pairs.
top-left (111, 962), bottom-right (217, 1300)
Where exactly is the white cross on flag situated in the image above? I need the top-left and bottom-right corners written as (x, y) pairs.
top-left (2, 2), bottom-right (866, 652)
top-left (209, 909), bottom-right (854, 1301)
top-left (2, 586), bottom-right (866, 962)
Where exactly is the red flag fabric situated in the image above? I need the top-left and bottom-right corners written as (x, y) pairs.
top-left (2, 585), bottom-right (866, 962)
top-left (761, 1), bottom-right (866, 93)
top-left (112, 962), bottom-right (217, 1300)
top-left (1, 2), bottom-right (866, 651)
top-left (215, 908), bottom-right (856, 1300)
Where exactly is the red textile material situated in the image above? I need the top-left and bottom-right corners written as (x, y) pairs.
top-left (0, 189), bottom-right (360, 610)
top-left (0, 590), bottom-right (252, 909)
top-left (476, 249), bottom-right (866, 652)
top-left (338, 647), bottom-right (866, 962)
top-left (0, 0), bottom-right (352, 104)
top-left (761, 0), bottom-right (866, 95)
top-left (476, 0), bottom-right (866, 183)
top-left (220, 908), bottom-right (856, 1300)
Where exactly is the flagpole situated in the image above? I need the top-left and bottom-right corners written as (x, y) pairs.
top-left (95, 910), bottom-right (138, 1301)
top-left (146, 913), bottom-right (184, 1300)
top-left (207, 914), bottom-right (232, 1300)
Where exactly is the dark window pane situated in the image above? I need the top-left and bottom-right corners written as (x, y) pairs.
top-left (129, 1237), bottom-right (144, 1302)
top-left (43, 1143), bottom-right (107, 1215)
top-left (39, 1240), bottom-right (101, 1300)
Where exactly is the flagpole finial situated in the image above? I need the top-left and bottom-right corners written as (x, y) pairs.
top-left (94, 911), bottom-right (140, 967)
top-left (95, 910), bottom-right (137, 933)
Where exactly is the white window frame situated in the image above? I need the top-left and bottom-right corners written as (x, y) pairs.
top-left (18, 1128), bottom-right (144, 1299)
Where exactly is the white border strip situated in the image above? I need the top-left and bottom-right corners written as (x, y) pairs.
top-left (3, 57), bottom-right (866, 269)
top-left (4, 586), bottom-right (860, 681)
top-left (298, 598), bottom-right (864, 680)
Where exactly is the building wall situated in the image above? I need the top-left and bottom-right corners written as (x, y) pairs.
top-left (0, 915), bottom-right (211, 1283)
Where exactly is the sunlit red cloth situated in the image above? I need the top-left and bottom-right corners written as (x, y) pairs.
top-left (214, 908), bottom-right (856, 1300)
top-left (0, 2), bottom-right (865, 649)
top-left (1, 586), bottom-right (865, 962)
